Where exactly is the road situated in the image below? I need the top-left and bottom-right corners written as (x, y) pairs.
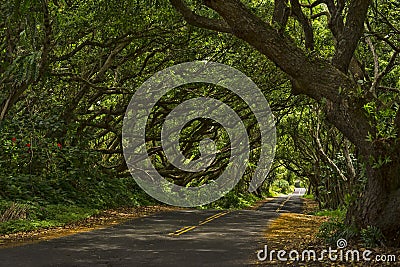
top-left (0, 189), bottom-right (305, 267)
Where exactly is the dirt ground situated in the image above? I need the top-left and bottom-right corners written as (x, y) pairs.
top-left (258, 198), bottom-right (399, 266)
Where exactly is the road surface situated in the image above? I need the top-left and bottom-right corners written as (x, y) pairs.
top-left (0, 189), bottom-right (305, 267)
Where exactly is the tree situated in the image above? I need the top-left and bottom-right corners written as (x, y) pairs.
top-left (1, 0), bottom-right (290, 208)
top-left (0, 0), bottom-right (51, 121)
top-left (170, 0), bottom-right (400, 244)
top-left (277, 100), bottom-right (359, 210)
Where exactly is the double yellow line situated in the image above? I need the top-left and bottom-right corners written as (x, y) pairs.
top-left (275, 196), bottom-right (291, 212)
top-left (198, 211), bottom-right (229, 225)
top-left (168, 211), bottom-right (230, 236)
top-left (168, 225), bottom-right (198, 236)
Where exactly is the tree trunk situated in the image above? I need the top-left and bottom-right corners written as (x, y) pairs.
top-left (347, 145), bottom-right (400, 246)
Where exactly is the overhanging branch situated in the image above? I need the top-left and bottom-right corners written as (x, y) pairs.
top-left (169, 0), bottom-right (232, 33)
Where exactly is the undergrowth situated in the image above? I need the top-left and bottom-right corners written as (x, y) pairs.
top-left (316, 207), bottom-right (386, 248)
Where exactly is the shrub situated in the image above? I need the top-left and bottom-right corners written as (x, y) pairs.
top-left (361, 226), bottom-right (385, 247)
top-left (317, 208), bottom-right (358, 245)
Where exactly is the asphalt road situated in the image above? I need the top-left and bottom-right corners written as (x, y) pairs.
top-left (0, 189), bottom-right (305, 267)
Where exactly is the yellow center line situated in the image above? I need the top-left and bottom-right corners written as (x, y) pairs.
top-left (168, 225), bottom-right (192, 236)
top-left (204, 212), bottom-right (226, 221)
top-left (198, 211), bottom-right (229, 225)
top-left (201, 212), bottom-right (228, 222)
top-left (169, 225), bottom-right (198, 236)
top-left (168, 211), bottom-right (230, 236)
top-left (275, 196), bottom-right (291, 212)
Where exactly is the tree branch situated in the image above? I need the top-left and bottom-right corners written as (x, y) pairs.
top-left (332, 0), bottom-right (371, 73)
top-left (173, 0), bottom-right (373, 148)
top-left (200, 0), bottom-right (347, 101)
top-left (343, 138), bottom-right (356, 182)
top-left (378, 86), bottom-right (400, 93)
top-left (301, 0), bottom-right (326, 8)
top-left (38, 0), bottom-right (51, 78)
top-left (169, 0), bottom-right (232, 33)
top-left (365, 36), bottom-right (379, 81)
top-left (290, 0), bottom-right (314, 50)
top-left (92, 38), bottom-right (133, 82)
top-left (310, 11), bottom-right (330, 20)
top-left (314, 115), bottom-right (348, 181)
top-left (372, 50), bottom-right (399, 93)
top-left (272, 0), bottom-right (289, 30)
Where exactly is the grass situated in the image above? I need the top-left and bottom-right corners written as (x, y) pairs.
top-left (302, 193), bottom-right (314, 200)
top-left (313, 208), bottom-right (346, 218)
top-left (266, 189), bottom-right (279, 197)
top-left (0, 204), bottom-right (98, 235)
top-left (0, 173), bottom-right (159, 235)
top-left (0, 206), bottom-right (176, 247)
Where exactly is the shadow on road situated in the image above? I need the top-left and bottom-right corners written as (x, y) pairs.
top-left (0, 189), bottom-right (306, 267)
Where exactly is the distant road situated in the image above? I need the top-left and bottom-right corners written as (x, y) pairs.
top-left (293, 187), bottom-right (306, 196)
top-left (0, 189), bottom-right (305, 267)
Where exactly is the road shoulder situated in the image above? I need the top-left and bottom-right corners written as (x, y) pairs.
top-left (0, 206), bottom-right (176, 249)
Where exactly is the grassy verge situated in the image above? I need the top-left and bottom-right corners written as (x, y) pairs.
top-left (0, 205), bottom-right (176, 248)
top-left (0, 173), bottom-right (159, 236)
top-left (0, 204), bottom-right (98, 235)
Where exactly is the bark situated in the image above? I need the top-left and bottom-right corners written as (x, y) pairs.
top-left (331, 0), bottom-right (371, 73)
top-left (272, 0), bottom-right (289, 29)
top-left (289, 0), bottom-right (314, 50)
top-left (348, 153), bottom-right (400, 246)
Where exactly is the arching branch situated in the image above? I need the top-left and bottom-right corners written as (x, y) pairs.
top-left (169, 0), bottom-right (232, 33)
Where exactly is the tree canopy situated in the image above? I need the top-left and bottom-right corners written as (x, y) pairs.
top-left (1, 0), bottom-right (399, 245)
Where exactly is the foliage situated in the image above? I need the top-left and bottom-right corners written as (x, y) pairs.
top-left (0, 203), bottom-right (97, 234)
top-left (360, 226), bottom-right (385, 248)
top-left (1, 0), bottom-right (399, 242)
top-left (317, 209), bottom-right (358, 246)
top-left (271, 179), bottom-right (293, 195)
top-left (318, 211), bottom-right (386, 248)
top-left (199, 190), bottom-right (261, 210)
top-left (314, 208), bottom-right (346, 218)
top-left (168, 0), bottom-right (400, 245)
top-left (302, 194), bottom-right (314, 200)
top-left (0, 114), bottom-right (154, 208)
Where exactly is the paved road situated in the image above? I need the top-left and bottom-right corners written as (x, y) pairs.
top-left (0, 190), bottom-right (304, 267)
